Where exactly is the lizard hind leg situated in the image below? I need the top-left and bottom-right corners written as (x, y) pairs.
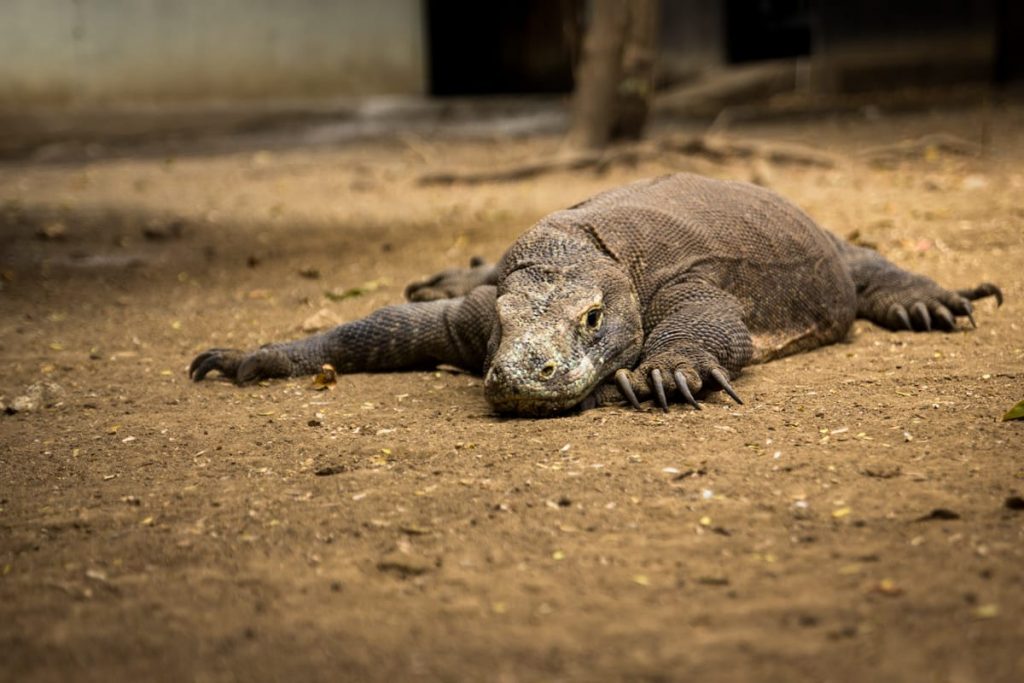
top-left (862, 273), bottom-right (1001, 333)
top-left (842, 244), bottom-right (1002, 332)
top-left (955, 282), bottom-right (1004, 327)
top-left (404, 257), bottom-right (497, 302)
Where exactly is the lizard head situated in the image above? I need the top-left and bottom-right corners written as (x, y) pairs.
top-left (484, 264), bottom-right (642, 415)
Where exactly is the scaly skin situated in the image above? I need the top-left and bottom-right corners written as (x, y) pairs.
top-left (190, 173), bottom-right (1002, 415)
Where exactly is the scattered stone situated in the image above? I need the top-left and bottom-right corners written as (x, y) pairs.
top-left (301, 308), bottom-right (340, 333)
top-left (862, 463), bottom-right (901, 479)
top-left (377, 552), bottom-right (433, 577)
top-left (973, 603), bottom-right (999, 619)
top-left (314, 465), bottom-right (347, 477)
top-left (915, 508), bottom-right (961, 522)
top-left (4, 382), bottom-right (65, 414)
top-left (696, 576), bottom-right (730, 586)
top-left (36, 221), bottom-right (67, 241)
top-left (85, 568), bottom-right (109, 582)
top-left (870, 578), bottom-right (903, 596)
top-left (961, 174), bottom-right (989, 191)
top-left (142, 218), bottom-right (185, 241)
top-left (324, 279), bottom-right (386, 302)
top-left (10, 394), bottom-right (38, 413)
top-left (673, 467), bottom-right (706, 481)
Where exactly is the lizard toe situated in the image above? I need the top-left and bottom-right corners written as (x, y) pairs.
top-left (649, 369), bottom-right (670, 412)
top-left (932, 303), bottom-right (956, 331)
top-left (672, 369), bottom-right (701, 410)
top-left (887, 304), bottom-right (913, 331)
top-left (910, 301), bottom-right (932, 332)
top-left (957, 282), bottom-right (1003, 307)
top-left (236, 349), bottom-right (294, 384)
top-left (710, 368), bottom-right (743, 405)
top-left (189, 348), bottom-right (246, 382)
top-left (615, 368), bottom-right (644, 411)
top-left (623, 351), bottom-right (742, 411)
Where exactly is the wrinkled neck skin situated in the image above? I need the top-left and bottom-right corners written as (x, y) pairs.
top-left (483, 226), bottom-right (643, 415)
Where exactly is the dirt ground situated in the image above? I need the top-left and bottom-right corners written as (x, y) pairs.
top-left (1, 103), bottom-right (1023, 683)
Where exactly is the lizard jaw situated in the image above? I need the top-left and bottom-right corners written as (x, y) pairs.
top-left (484, 346), bottom-right (640, 416)
top-left (484, 355), bottom-right (602, 416)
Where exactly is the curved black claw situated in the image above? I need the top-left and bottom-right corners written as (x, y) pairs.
top-left (910, 301), bottom-right (931, 331)
top-left (710, 368), bottom-right (743, 405)
top-left (189, 349), bottom-right (218, 379)
top-left (888, 304), bottom-right (913, 331)
top-left (189, 348), bottom-right (249, 382)
top-left (933, 303), bottom-right (956, 331)
top-left (649, 369), bottom-right (669, 413)
top-left (958, 282), bottom-right (1003, 307)
top-left (191, 356), bottom-right (218, 381)
top-left (191, 349), bottom-right (228, 381)
top-left (672, 370), bottom-right (701, 410)
top-left (615, 368), bottom-right (643, 411)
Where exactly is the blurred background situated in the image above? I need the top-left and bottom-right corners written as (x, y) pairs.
top-left (1, 0), bottom-right (1021, 158)
top-left (2, 5), bottom-right (1023, 682)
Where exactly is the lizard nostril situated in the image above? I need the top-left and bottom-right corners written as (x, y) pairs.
top-left (538, 360), bottom-right (557, 380)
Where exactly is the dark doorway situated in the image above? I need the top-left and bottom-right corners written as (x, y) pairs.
top-left (426, 1), bottom-right (577, 96)
top-left (724, 0), bottom-right (812, 64)
top-left (995, 0), bottom-right (1024, 82)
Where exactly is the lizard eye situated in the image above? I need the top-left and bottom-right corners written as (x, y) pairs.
top-left (583, 306), bottom-right (604, 330)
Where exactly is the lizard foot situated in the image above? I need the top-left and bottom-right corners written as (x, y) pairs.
top-left (189, 347), bottom-right (293, 384)
top-left (610, 351), bottom-right (744, 413)
top-left (874, 281), bottom-right (1001, 332)
top-left (404, 257), bottom-right (494, 302)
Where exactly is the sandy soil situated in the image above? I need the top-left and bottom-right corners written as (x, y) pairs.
top-left (1, 104), bottom-right (1023, 682)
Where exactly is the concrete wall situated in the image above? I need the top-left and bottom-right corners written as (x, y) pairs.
top-left (0, 0), bottom-right (426, 108)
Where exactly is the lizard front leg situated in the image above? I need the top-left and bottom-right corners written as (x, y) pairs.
top-left (190, 285), bottom-right (497, 383)
top-left (598, 281), bottom-right (754, 411)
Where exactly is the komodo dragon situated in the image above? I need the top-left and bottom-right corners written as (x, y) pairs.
top-left (190, 173), bottom-right (1002, 415)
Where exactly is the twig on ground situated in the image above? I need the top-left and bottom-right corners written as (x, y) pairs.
top-left (857, 133), bottom-right (983, 168)
top-left (417, 135), bottom-right (838, 186)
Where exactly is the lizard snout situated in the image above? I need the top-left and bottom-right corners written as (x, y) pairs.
top-left (484, 349), bottom-right (601, 415)
top-left (485, 356), bottom-right (558, 387)
top-left (538, 360), bottom-right (557, 380)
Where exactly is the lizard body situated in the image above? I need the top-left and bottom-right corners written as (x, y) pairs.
top-left (190, 173), bottom-right (1001, 415)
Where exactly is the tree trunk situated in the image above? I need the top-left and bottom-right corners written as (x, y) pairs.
top-left (565, 0), bottom-right (658, 152)
top-left (612, 0), bottom-right (658, 140)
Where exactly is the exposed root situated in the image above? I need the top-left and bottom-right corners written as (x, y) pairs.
top-left (857, 133), bottom-right (983, 168)
top-left (417, 135), bottom-right (838, 186)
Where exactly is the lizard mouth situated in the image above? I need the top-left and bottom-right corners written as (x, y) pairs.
top-left (485, 359), bottom-right (602, 416)
top-left (485, 347), bottom-right (636, 416)
top-left (486, 379), bottom-right (599, 416)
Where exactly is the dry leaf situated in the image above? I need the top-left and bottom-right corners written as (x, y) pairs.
top-left (1001, 400), bottom-right (1024, 422)
top-left (312, 364), bottom-right (337, 391)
